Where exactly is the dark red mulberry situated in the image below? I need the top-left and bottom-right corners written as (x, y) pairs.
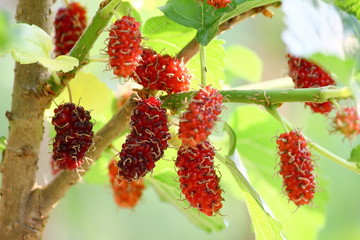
top-left (52, 103), bottom-right (93, 170)
top-left (132, 48), bottom-right (191, 93)
top-left (117, 97), bottom-right (170, 182)
top-left (276, 130), bottom-right (316, 206)
top-left (176, 141), bottom-right (223, 216)
top-left (107, 16), bottom-right (143, 78)
top-left (179, 85), bottom-right (223, 147)
top-left (54, 2), bottom-right (87, 56)
top-left (287, 54), bottom-right (336, 114)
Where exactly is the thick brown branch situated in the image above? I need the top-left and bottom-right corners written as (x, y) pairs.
top-left (0, 0), bottom-right (52, 239)
top-left (176, 3), bottom-right (280, 63)
top-left (38, 95), bottom-right (137, 214)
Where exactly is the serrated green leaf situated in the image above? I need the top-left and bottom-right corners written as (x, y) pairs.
top-left (349, 144), bottom-right (360, 163)
top-left (39, 55), bottom-right (79, 72)
top-left (149, 170), bottom-right (226, 233)
top-left (161, 0), bottom-right (279, 45)
top-left (229, 105), bottom-right (328, 240)
top-left (117, 1), bottom-right (142, 24)
top-left (143, 16), bottom-right (225, 88)
top-left (225, 45), bottom-right (263, 83)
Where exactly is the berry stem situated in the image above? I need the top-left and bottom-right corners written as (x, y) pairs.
top-left (161, 87), bottom-right (353, 109)
top-left (330, 98), bottom-right (342, 112)
top-left (266, 107), bottom-right (360, 175)
top-left (265, 105), bottom-right (289, 132)
top-left (63, 80), bottom-right (73, 103)
top-left (45, 0), bottom-right (119, 94)
top-left (51, 71), bottom-right (61, 86)
top-left (200, 45), bottom-right (207, 86)
top-left (112, 9), bottom-right (122, 19)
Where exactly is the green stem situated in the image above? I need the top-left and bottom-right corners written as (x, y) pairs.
top-left (200, 45), bottom-right (207, 86)
top-left (161, 87), bottom-right (352, 109)
top-left (265, 106), bottom-right (360, 175)
top-left (46, 0), bottom-right (119, 94)
top-left (265, 105), bottom-right (289, 132)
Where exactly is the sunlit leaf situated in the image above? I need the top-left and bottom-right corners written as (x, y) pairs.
top-left (349, 144), bottom-right (360, 164)
top-left (39, 55), bottom-right (79, 72)
top-left (117, 1), bottom-right (142, 24)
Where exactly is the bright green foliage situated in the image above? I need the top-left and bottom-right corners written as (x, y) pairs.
top-left (0, 136), bottom-right (6, 151)
top-left (335, 0), bottom-right (360, 20)
top-left (117, 2), bottom-right (142, 25)
top-left (160, 0), bottom-right (279, 45)
top-left (229, 106), bottom-right (328, 240)
top-left (0, 11), bottom-right (11, 51)
top-left (349, 144), bottom-right (360, 165)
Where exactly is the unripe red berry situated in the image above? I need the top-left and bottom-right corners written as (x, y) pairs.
top-left (176, 141), bottom-right (223, 216)
top-left (332, 107), bottom-right (360, 139)
top-left (287, 54), bottom-right (336, 114)
top-left (179, 86), bottom-right (223, 147)
top-left (51, 103), bottom-right (93, 170)
top-left (54, 2), bottom-right (87, 56)
top-left (276, 131), bottom-right (316, 206)
top-left (107, 16), bottom-right (143, 78)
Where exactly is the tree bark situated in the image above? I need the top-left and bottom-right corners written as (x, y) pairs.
top-left (0, 0), bottom-right (52, 239)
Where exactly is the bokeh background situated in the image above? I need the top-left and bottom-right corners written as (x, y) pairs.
top-left (0, 0), bottom-right (359, 240)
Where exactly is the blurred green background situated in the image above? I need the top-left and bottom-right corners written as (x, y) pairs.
top-left (0, 0), bottom-right (359, 240)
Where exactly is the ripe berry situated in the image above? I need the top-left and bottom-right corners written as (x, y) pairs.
top-left (176, 141), bottom-right (223, 216)
top-left (132, 48), bottom-right (191, 93)
top-left (276, 131), bottom-right (316, 206)
top-left (107, 16), bottom-right (143, 78)
top-left (52, 103), bottom-right (93, 170)
top-left (108, 160), bottom-right (145, 208)
top-left (54, 2), bottom-right (87, 56)
top-left (287, 54), bottom-right (336, 114)
top-left (332, 107), bottom-right (360, 139)
top-left (117, 97), bottom-right (170, 182)
top-left (179, 86), bottom-right (223, 147)
top-left (207, 0), bottom-right (232, 9)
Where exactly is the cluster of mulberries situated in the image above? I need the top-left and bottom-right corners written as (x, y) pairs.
top-left (54, 2), bottom-right (87, 56)
top-left (117, 97), bottom-right (170, 182)
top-left (51, 103), bottom-right (94, 170)
top-left (287, 54), bottom-right (336, 114)
top-left (179, 85), bottom-right (223, 147)
top-left (107, 16), bottom-right (143, 78)
top-left (332, 107), bottom-right (360, 139)
top-left (207, 0), bottom-right (232, 9)
top-left (108, 160), bottom-right (145, 208)
top-left (176, 141), bottom-right (223, 216)
top-left (132, 48), bottom-right (191, 94)
top-left (276, 130), bottom-right (316, 206)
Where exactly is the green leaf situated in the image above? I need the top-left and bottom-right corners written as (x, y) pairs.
top-left (229, 106), bottom-right (328, 240)
top-left (161, 0), bottom-right (279, 45)
top-left (349, 144), bottom-right (360, 163)
top-left (117, 1), bottom-right (142, 24)
top-left (0, 11), bottom-right (11, 51)
top-left (335, 0), bottom-right (360, 20)
top-left (225, 45), bottom-right (262, 83)
top-left (1, 23), bottom-right (78, 72)
top-left (39, 55), bottom-right (79, 72)
top-left (149, 170), bottom-right (226, 233)
top-left (217, 152), bottom-right (285, 240)
top-left (0, 136), bottom-right (7, 151)
top-left (143, 16), bottom-right (225, 88)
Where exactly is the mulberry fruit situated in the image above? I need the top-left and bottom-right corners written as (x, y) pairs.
top-left (179, 86), bottom-right (223, 147)
top-left (207, 0), bottom-right (232, 9)
top-left (176, 141), bottom-right (223, 216)
top-left (107, 16), bottom-right (143, 78)
top-left (54, 2), bottom-right (87, 56)
top-left (276, 130), bottom-right (316, 206)
top-left (117, 97), bottom-right (170, 182)
top-left (132, 48), bottom-right (191, 93)
top-left (108, 160), bottom-right (145, 208)
top-left (287, 54), bottom-right (336, 114)
top-left (332, 107), bottom-right (360, 139)
top-left (52, 103), bottom-right (93, 170)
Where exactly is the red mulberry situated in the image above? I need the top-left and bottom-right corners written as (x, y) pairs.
top-left (332, 107), bottom-right (360, 139)
top-left (108, 160), bottom-right (145, 208)
top-left (287, 54), bottom-right (336, 114)
top-left (132, 48), bottom-right (191, 93)
top-left (54, 2), bottom-right (87, 56)
top-left (179, 86), bottom-right (223, 147)
top-left (207, 0), bottom-right (232, 9)
top-left (52, 103), bottom-right (93, 170)
top-left (276, 131), bottom-right (316, 206)
top-left (176, 141), bottom-right (223, 216)
top-left (117, 97), bottom-right (170, 182)
top-left (107, 16), bottom-right (143, 78)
